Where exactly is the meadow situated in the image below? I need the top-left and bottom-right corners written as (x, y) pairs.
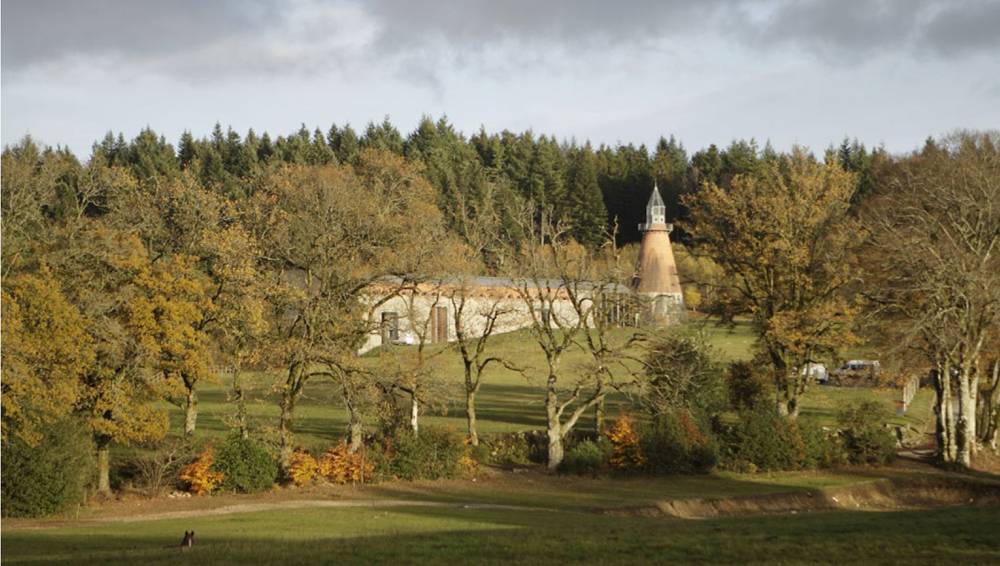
top-left (159, 319), bottom-right (934, 453)
top-left (5, 320), bottom-right (994, 565)
top-left (4, 466), bottom-right (999, 565)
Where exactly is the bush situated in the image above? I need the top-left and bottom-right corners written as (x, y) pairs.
top-left (287, 450), bottom-right (319, 486)
top-left (726, 361), bottom-right (768, 411)
top-left (482, 431), bottom-right (546, 467)
top-left (212, 435), bottom-right (277, 493)
top-left (468, 442), bottom-right (492, 465)
top-left (386, 427), bottom-right (465, 480)
top-left (1, 420), bottom-right (94, 518)
top-left (641, 335), bottom-right (726, 417)
top-left (800, 422), bottom-right (847, 469)
top-left (606, 415), bottom-right (645, 471)
top-left (131, 438), bottom-right (199, 495)
top-left (318, 443), bottom-right (375, 484)
top-left (838, 401), bottom-right (896, 465)
top-left (718, 404), bottom-right (804, 472)
top-left (179, 448), bottom-right (224, 495)
top-left (640, 410), bottom-right (717, 475)
top-left (560, 439), bottom-right (608, 475)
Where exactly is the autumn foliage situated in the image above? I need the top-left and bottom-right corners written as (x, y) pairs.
top-left (179, 448), bottom-right (224, 495)
top-left (605, 414), bottom-right (645, 470)
top-left (317, 443), bottom-right (374, 484)
top-left (287, 450), bottom-right (319, 486)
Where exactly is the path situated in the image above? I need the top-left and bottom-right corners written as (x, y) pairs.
top-left (8, 499), bottom-right (557, 530)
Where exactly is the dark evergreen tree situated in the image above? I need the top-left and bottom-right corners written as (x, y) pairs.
top-left (178, 131), bottom-right (197, 169)
top-left (565, 144), bottom-right (607, 247)
top-left (361, 117), bottom-right (404, 154)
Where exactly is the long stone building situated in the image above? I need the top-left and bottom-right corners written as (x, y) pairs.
top-left (360, 185), bottom-right (684, 353)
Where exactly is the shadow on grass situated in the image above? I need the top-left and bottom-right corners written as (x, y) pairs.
top-left (4, 502), bottom-right (999, 565)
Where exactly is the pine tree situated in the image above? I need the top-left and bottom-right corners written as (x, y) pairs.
top-left (178, 132), bottom-right (197, 169)
top-left (565, 144), bottom-right (608, 247)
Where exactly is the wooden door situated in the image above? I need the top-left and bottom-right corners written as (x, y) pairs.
top-left (433, 306), bottom-right (448, 343)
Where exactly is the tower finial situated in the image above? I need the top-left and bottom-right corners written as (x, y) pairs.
top-left (640, 182), bottom-right (667, 232)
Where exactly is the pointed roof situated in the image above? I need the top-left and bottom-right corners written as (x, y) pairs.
top-left (647, 182), bottom-right (665, 209)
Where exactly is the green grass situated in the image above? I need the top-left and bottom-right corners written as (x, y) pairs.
top-left (152, 319), bottom-right (932, 453)
top-left (4, 499), bottom-right (998, 565)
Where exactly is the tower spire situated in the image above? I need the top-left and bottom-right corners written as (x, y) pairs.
top-left (640, 182), bottom-right (669, 232)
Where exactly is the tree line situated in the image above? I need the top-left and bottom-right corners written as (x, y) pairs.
top-left (1, 122), bottom-right (997, 500)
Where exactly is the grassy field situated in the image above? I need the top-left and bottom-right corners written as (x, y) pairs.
top-left (157, 319), bottom-right (933, 452)
top-left (7, 506), bottom-right (999, 565)
top-left (4, 467), bottom-right (999, 565)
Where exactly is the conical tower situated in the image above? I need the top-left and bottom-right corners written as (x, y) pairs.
top-left (634, 183), bottom-right (685, 324)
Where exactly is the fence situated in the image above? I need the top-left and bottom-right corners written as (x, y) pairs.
top-left (897, 375), bottom-right (920, 415)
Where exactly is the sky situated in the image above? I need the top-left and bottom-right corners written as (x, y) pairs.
top-left (3, 0), bottom-right (999, 159)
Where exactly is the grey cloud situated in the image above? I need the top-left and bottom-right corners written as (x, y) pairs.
top-left (2, 0), bottom-right (997, 82)
top-left (1, 0), bottom-right (277, 70)
top-left (364, 1), bottom-right (728, 51)
top-left (922, 0), bottom-right (1000, 57)
top-left (741, 0), bottom-right (1000, 60)
top-left (362, 0), bottom-right (1000, 60)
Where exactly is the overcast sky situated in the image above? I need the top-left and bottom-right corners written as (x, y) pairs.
top-left (3, 0), bottom-right (999, 159)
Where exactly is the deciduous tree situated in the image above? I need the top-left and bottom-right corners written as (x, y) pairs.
top-left (685, 148), bottom-right (861, 417)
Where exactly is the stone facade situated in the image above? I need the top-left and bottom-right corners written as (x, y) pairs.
top-left (359, 184), bottom-right (684, 353)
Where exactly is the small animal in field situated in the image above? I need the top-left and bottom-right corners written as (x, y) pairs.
top-left (163, 531), bottom-right (195, 550)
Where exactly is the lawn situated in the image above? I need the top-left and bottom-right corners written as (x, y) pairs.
top-left (156, 319), bottom-right (933, 452)
top-left (4, 466), bottom-right (999, 565)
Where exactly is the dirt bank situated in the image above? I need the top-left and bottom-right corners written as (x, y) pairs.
top-left (609, 476), bottom-right (1000, 519)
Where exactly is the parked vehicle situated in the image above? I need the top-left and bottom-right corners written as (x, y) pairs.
top-left (830, 360), bottom-right (881, 385)
top-left (800, 362), bottom-right (829, 384)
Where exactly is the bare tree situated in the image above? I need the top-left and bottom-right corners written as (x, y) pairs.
top-left (865, 131), bottom-right (1000, 466)
top-left (447, 276), bottom-right (523, 445)
top-left (508, 201), bottom-right (639, 469)
top-left (376, 280), bottom-right (452, 436)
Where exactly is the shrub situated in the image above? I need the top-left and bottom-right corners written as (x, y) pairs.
top-left (641, 335), bottom-right (726, 417)
top-left (482, 431), bottom-right (546, 467)
top-left (719, 404), bottom-right (803, 472)
top-left (800, 422), bottom-right (847, 469)
top-left (1, 420), bottom-right (94, 518)
top-left (640, 410), bottom-right (717, 475)
top-left (179, 448), bottom-right (224, 495)
top-left (606, 414), bottom-right (645, 471)
top-left (387, 427), bottom-right (465, 480)
top-left (287, 450), bottom-right (319, 486)
top-left (726, 361), bottom-right (768, 411)
top-left (458, 449), bottom-right (479, 477)
top-left (838, 401), bottom-right (896, 465)
top-left (212, 435), bottom-right (277, 493)
top-left (131, 438), bottom-right (199, 495)
top-left (560, 439), bottom-right (607, 475)
top-left (318, 443), bottom-right (375, 484)
top-left (468, 441), bottom-right (492, 465)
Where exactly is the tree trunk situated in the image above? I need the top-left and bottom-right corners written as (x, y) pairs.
top-left (278, 393), bottom-right (295, 468)
top-left (232, 367), bottom-right (249, 440)
top-left (980, 360), bottom-right (999, 451)
top-left (595, 397), bottom-right (605, 436)
top-left (347, 417), bottom-right (364, 453)
top-left (96, 439), bottom-right (111, 494)
top-left (545, 379), bottom-right (563, 470)
top-left (957, 365), bottom-right (976, 466)
top-left (410, 394), bottom-right (419, 436)
top-left (935, 360), bottom-right (957, 463)
top-left (776, 399), bottom-right (789, 417)
top-left (466, 390), bottom-right (479, 446)
top-left (184, 387), bottom-right (198, 436)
